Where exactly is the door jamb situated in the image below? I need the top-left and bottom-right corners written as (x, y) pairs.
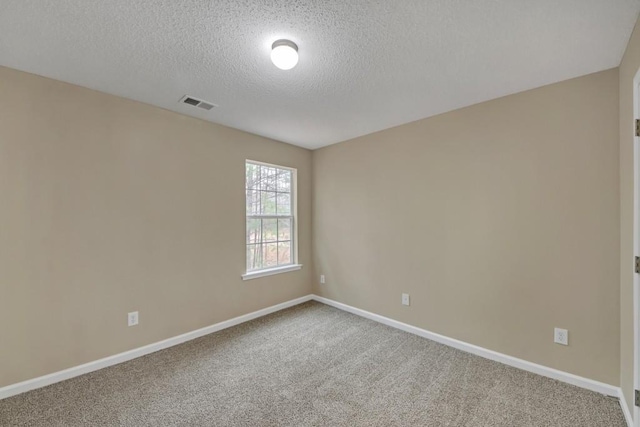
top-left (633, 65), bottom-right (640, 426)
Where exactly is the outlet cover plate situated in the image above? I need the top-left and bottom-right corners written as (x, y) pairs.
top-left (554, 328), bottom-right (568, 345)
top-left (128, 311), bottom-right (139, 327)
top-left (402, 293), bottom-right (410, 306)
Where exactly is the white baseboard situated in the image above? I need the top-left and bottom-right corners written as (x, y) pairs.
top-left (619, 389), bottom-right (634, 427)
top-left (311, 295), bottom-right (619, 398)
top-left (0, 294), bottom-right (313, 401)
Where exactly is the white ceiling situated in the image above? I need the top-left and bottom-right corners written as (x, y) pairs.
top-left (0, 1), bottom-right (639, 149)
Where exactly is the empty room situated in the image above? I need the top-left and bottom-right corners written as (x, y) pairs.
top-left (1, 1), bottom-right (640, 426)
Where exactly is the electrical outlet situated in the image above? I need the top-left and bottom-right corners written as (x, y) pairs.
top-left (554, 328), bottom-right (568, 345)
top-left (320, 275), bottom-right (325, 284)
top-left (128, 311), bottom-right (139, 327)
top-left (402, 293), bottom-right (410, 306)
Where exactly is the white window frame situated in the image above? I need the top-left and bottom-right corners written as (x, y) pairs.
top-left (242, 160), bottom-right (302, 280)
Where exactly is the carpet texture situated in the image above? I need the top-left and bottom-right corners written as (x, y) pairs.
top-left (0, 301), bottom-right (626, 426)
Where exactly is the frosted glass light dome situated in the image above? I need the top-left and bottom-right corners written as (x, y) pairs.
top-left (271, 40), bottom-right (299, 70)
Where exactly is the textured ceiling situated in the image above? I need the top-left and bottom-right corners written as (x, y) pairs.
top-left (0, 1), bottom-right (639, 149)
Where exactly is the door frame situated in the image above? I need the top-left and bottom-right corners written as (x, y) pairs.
top-left (634, 65), bottom-right (640, 426)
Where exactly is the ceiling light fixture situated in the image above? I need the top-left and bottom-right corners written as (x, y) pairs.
top-left (271, 39), bottom-right (298, 70)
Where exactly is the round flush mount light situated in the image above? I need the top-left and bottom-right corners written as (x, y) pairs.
top-left (271, 39), bottom-right (299, 70)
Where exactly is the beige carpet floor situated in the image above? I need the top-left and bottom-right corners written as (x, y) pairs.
top-left (0, 301), bottom-right (626, 426)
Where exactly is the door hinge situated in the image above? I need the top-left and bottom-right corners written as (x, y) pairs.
top-left (636, 256), bottom-right (640, 274)
top-left (636, 389), bottom-right (640, 406)
top-left (636, 119), bottom-right (640, 137)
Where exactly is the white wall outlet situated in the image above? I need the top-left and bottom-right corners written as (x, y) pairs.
top-left (554, 327), bottom-right (568, 345)
top-left (401, 293), bottom-right (410, 306)
top-left (320, 275), bottom-right (325, 284)
top-left (128, 311), bottom-right (139, 327)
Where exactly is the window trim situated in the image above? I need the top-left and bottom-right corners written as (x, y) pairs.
top-left (244, 159), bottom-right (300, 278)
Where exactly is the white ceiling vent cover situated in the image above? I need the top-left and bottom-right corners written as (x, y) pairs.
top-left (179, 95), bottom-right (217, 111)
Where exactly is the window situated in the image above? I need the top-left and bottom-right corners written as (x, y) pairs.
top-left (244, 161), bottom-right (300, 279)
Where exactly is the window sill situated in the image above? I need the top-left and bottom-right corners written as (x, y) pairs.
top-left (242, 264), bottom-right (303, 281)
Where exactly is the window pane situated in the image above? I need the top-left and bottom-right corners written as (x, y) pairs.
top-left (246, 163), bottom-right (260, 190)
top-left (261, 191), bottom-right (276, 215)
top-left (262, 219), bottom-right (277, 242)
top-left (246, 218), bottom-right (261, 244)
top-left (264, 243), bottom-right (278, 268)
top-left (246, 244), bottom-right (263, 271)
top-left (261, 167), bottom-right (277, 191)
top-left (246, 190), bottom-right (260, 215)
top-left (246, 162), bottom-right (296, 274)
top-left (277, 170), bottom-right (291, 193)
top-left (276, 193), bottom-right (291, 215)
top-left (278, 242), bottom-right (291, 265)
top-left (278, 218), bottom-right (291, 241)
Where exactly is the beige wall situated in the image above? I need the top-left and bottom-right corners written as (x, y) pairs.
top-left (619, 14), bottom-right (640, 416)
top-left (0, 66), bottom-right (312, 388)
top-left (312, 69), bottom-right (620, 385)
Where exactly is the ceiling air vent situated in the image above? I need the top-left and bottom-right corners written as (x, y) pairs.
top-left (180, 95), bottom-right (217, 111)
